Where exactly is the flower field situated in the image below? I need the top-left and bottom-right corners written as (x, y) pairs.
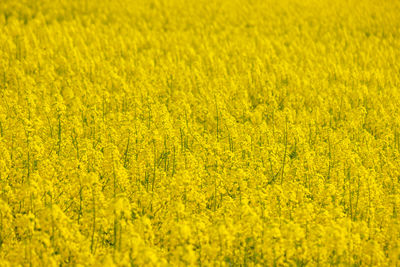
top-left (0, 0), bottom-right (400, 265)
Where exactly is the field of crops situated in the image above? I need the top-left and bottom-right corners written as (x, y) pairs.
top-left (0, 0), bottom-right (400, 266)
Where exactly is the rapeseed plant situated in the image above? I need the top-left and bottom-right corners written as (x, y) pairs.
top-left (0, 0), bottom-right (400, 265)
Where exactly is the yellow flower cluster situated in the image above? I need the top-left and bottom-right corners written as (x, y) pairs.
top-left (1, 0), bottom-right (400, 265)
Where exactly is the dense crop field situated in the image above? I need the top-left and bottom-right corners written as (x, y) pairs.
top-left (0, 0), bottom-right (400, 266)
